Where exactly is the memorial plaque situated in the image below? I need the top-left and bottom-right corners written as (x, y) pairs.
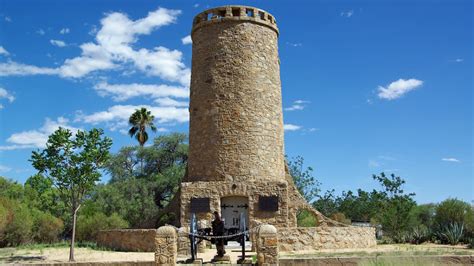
top-left (190, 197), bottom-right (210, 213)
top-left (259, 196), bottom-right (279, 211)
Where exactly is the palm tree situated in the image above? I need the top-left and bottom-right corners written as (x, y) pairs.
top-left (128, 107), bottom-right (157, 146)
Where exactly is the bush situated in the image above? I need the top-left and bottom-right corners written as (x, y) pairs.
top-left (297, 209), bottom-right (319, 227)
top-left (76, 212), bottom-right (128, 241)
top-left (441, 223), bottom-right (464, 245)
top-left (435, 199), bottom-right (473, 229)
top-left (409, 225), bottom-right (430, 244)
top-left (330, 212), bottom-right (351, 225)
top-left (32, 212), bottom-right (64, 243)
top-left (2, 201), bottom-right (33, 246)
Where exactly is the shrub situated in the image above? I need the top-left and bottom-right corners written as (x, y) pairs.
top-left (76, 212), bottom-right (128, 241)
top-left (32, 212), bottom-right (64, 243)
top-left (330, 212), bottom-right (351, 225)
top-left (468, 238), bottom-right (474, 249)
top-left (441, 223), bottom-right (464, 245)
top-left (410, 225), bottom-right (430, 244)
top-left (297, 209), bottom-right (319, 227)
top-left (3, 201), bottom-right (34, 246)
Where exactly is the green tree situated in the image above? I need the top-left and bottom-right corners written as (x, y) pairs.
top-left (373, 172), bottom-right (416, 242)
top-left (287, 156), bottom-right (320, 203)
top-left (30, 128), bottom-right (112, 261)
top-left (128, 107), bottom-right (157, 146)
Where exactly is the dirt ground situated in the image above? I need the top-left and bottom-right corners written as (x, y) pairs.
top-left (0, 243), bottom-right (472, 264)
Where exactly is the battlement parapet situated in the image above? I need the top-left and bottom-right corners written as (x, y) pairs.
top-left (191, 5), bottom-right (278, 36)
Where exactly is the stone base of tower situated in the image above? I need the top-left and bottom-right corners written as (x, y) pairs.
top-left (157, 164), bottom-right (377, 251)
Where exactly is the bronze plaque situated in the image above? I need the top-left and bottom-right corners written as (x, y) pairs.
top-left (190, 197), bottom-right (210, 213)
top-left (259, 196), bottom-right (279, 211)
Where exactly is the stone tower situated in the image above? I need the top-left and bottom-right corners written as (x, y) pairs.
top-left (165, 5), bottom-right (376, 252)
top-left (173, 5), bottom-right (331, 230)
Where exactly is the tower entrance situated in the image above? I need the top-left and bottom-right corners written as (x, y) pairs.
top-left (220, 196), bottom-right (249, 233)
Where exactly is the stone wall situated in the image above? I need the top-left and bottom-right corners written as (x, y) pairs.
top-left (279, 226), bottom-right (376, 252)
top-left (179, 180), bottom-right (289, 228)
top-left (96, 229), bottom-right (156, 252)
top-left (186, 5), bottom-right (285, 184)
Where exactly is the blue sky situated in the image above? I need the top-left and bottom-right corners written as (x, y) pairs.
top-left (0, 0), bottom-right (472, 204)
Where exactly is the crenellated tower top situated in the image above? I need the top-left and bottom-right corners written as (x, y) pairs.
top-left (191, 5), bottom-right (278, 36)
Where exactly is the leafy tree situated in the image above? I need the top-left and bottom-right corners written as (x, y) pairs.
top-left (373, 172), bottom-right (416, 242)
top-left (287, 156), bottom-right (320, 203)
top-left (30, 128), bottom-right (112, 261)
top-left (128, 107), bottom-right (157, 146)
top-left (95, 133), bottom-right (188, 228)
top-left (312, 189), bottom-right (339, 217)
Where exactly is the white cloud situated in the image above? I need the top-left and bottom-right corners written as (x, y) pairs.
top-left (0, 165), bottom-right (11, 172)
top-left (377, 78), bottom-right (423, 100)
top-left (1, 8), bottom-right (190, 86)
top-left (0, 117), bottom-right (81, 150)
top-left (76, 105), bottom-right (189, 131)
top-left (181, 35), bottom-right (192, 45)
top-left (0, 87), bottom-right (15, 102)
top-left (4, 16), bottom-right (11, 22)
top-left (285, 99), bottom-right (310, 111)
top-left (94, 81), bottom-right (189, 102)
top-left (340, 10), bottom-right (354, 18)
top-left (0, 104), bottom-right (3, 109)
top-left (284, 124), bottom-right (302, 131)
top-left (0, 61), bottom-right (58, 76)
top-left (154, 97), bottom-right (188, 107)
top-left (454, 58), bottom-right (464, 63)
top-left (0, 46), bottom-right (9, 56)
top-left (193, 4), bottom-right (199, 8)
top-left (50, 39), bottom-right (66, 47)
top-left (442, 158), bottom-right (460, 163)
top-left (60, 28), bottom-right (70, 34)
top-left (36, 29), bottom-right (46, 35)
top-left (308, 128), bottom-right (319, 132)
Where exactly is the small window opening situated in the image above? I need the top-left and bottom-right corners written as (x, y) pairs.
top-left (218, 10), bottom-right (226, 18)
top-left (232, 8), bottom-right (240, 17)
top-left (259, 11), bottom-right (265, 20)
top-left (246, 9), bottom-right (254, 17)
top-left (268, 15), bottom-right (273, 23)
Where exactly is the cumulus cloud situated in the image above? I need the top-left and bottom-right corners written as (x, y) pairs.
top-left (377, 78), bottom-right (423, 100)
top-left (60, 28), bottom-right (70, 34)
top-left (154, 97), bottom-right (188, 107)
top-left (76, 104), bottom-right (189, 131)
top-left (284, 124), bottom-right (301, 131)
top-left (285, 99), bottom-right (309, 111)
top-left (1, 7), bottom-right (190, 86)
top-left (94, 81), bottom-right (188, 102)
top-left (442, 158), bottom-right (460, 163)
top-left (0, 117), bottom-right (81, 150)
top-left (50, 39), bottom-right (67, 47)
top-left (0, 46), bottom-right (9, 56)
top-left (0, 87), bottom-right (15, 102)
top-left (0, 61), bottom-right (58, 76)
top-left (181, 35), bottom-right (192, 45)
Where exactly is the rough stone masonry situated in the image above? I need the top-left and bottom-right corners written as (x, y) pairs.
top-left (97, 5), bottom-right (376, 253)
top-left (170, 5), bottom-right (376, 251)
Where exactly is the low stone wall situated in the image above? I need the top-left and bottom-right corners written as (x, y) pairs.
top-left (279, 226), bottom-right (376, 252)
top-left (96, 229), bottom-right (156, 252)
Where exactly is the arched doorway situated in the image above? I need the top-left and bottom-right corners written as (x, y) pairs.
top-left (220, 196), bottom-right (249, 233)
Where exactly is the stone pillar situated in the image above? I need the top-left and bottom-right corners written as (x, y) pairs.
top-left (155, 226), bottom-right (177, 266)
top-left (256, 224), bottom-right (279, 266)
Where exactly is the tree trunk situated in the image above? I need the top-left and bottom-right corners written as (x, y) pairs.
top-left (69, 205), bottom-right (80, 262)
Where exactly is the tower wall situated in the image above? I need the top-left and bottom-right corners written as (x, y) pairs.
top-left (187, 6), bottom-right (285, 183)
